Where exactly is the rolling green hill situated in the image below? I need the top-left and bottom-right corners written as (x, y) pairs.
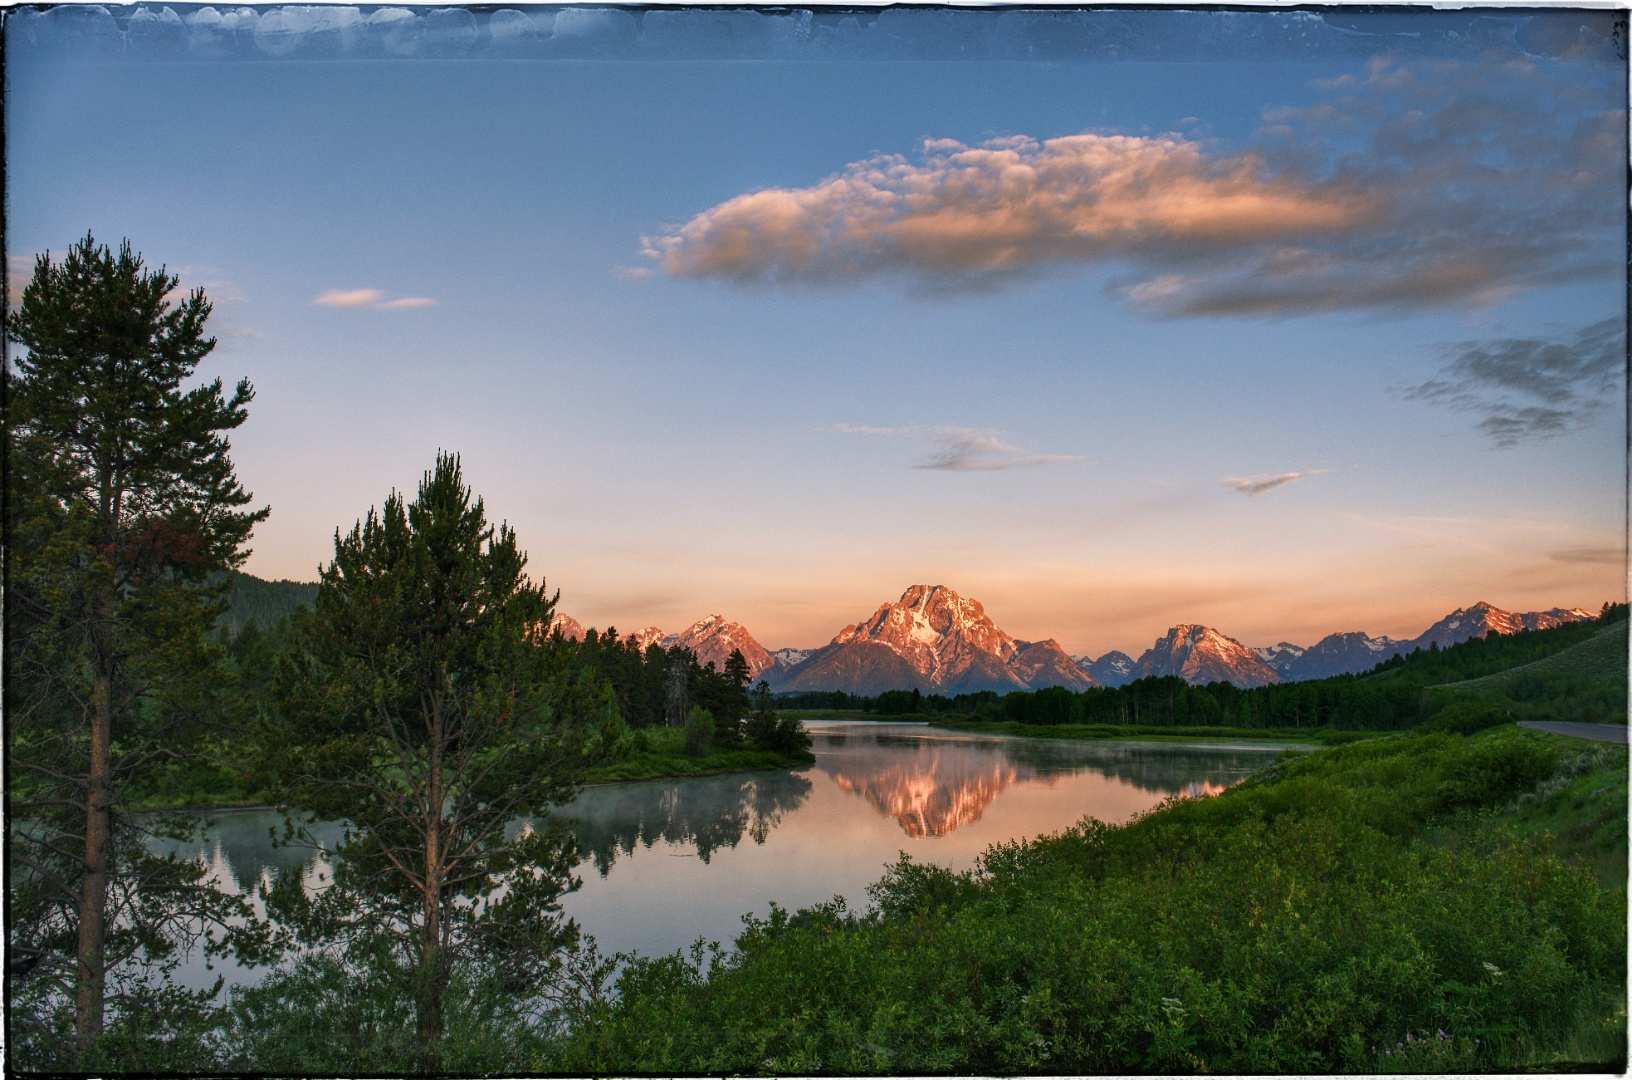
top-left (1439, 620), bottom-right (1627, 695)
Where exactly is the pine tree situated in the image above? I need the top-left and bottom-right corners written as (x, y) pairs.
top-left (267, 452), bottom-right (590, 1071)
top-left (4, 234), bottom-right (271, 1060)
top-left (719, 648), bottom-right (753, 743)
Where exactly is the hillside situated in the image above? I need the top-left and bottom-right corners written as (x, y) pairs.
top-left (1437, 619), bottom-right (1626, 694)
top-left (219, 571), bottom-right (317, 635)
top-left (1364, 611), bottom-right (1622, 689)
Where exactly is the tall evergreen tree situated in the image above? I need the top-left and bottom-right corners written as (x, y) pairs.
top-left (267, 452), bottom-right (591, 1071)
top-left (4, 234), bottom-right (271, 1061)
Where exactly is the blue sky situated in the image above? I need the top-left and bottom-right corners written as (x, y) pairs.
top-left (7, 7), bottom-right (1626, 655)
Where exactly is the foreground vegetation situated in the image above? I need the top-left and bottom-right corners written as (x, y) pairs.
top-left (549, 725), bottom-right (1627, 1074)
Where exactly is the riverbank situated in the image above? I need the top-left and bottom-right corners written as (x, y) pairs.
top-left (931, 717), bottom-right (1376, 746)
top-left (583, 726), bottom-right (814, 784)
top-left (549, 724), bottom-right (1628, 1074)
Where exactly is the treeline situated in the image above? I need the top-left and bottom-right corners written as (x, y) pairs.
top-left (773, 689), bottom-right (872, 711)
top-left (865, 605), bottom-right (1628, 731)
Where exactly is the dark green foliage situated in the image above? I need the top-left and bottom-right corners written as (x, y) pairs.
top-left (1421, 698), bottom-right (1511, 735)
top-left (551, 728), bottom-right (1626, 1074)
top-left (216, 570), bottom-right (317, 636)
top-left (775, 690), bottom-right (871, 711)
top-left (742, 681), bottom-right (813, 757)
top-left (685, 707), bottom-right (716, 757)
top-left (875, 688), bottom-right (924, 715)
top-left (265, 452), bottom-right (591, 1070)
top-left (4, 233), bottom-right (272, 1063)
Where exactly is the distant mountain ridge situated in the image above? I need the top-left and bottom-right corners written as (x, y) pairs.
top-left (1252, 602), bottom-right (1597, 682)
top-left (229, 573), bottom-right (1599, 693)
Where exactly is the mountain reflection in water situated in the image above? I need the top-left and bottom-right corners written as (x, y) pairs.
top-left (811, 726), bottom-right (1268, 839)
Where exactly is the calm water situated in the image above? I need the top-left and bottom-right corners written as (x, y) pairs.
top-left (155, 722), bottom-right (1293, 990)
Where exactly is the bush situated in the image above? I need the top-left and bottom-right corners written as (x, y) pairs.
top-left (684, 707), bottom-right (715, 757)
top-left (1422, 697), bottom-right (1510, 735)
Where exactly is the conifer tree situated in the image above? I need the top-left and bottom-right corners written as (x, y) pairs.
top-left (267, 452), bottom-right (590, 1072)
top-left (4, 234), bottom-right (271, 1060)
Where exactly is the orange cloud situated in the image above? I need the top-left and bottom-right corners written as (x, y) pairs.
top-left (640, 58), bottom-right (1622, 317)
top-left (643, 133), bottom-right (1374, 286)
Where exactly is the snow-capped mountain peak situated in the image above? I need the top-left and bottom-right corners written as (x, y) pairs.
top-left (775, 584), bottom-right (1093, 695)
top-left (1136, 624), bottom-right (1280, 688)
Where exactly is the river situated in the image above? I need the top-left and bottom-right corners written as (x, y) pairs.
top-left (154, 721), bottom-right (1295, 991)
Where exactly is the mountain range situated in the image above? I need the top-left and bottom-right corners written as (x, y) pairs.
top-left (553, 588), bottom-right (1597, 694)
top-left (241, 573), bottom-right (1598, 695)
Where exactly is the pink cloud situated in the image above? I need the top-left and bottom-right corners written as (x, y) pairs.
top-left (314, 287), bottom-right (386, 308)
top-left (313, 288), bottom-right (436, 310)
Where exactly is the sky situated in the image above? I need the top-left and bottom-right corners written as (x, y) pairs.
top-left (6, 6), bottom-right (1628, 657)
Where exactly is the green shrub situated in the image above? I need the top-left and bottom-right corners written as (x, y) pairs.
top-left (684, 707), bottom-right (715, 757)
top-left (1422, 697), bottom-right (1510, 735)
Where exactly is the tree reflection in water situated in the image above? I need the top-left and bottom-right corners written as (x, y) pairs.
top-left (552, 770), bottom-right (815, 876)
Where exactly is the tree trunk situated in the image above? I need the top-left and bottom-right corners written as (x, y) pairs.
top-left (74, 663), bottom-right (113, 1056)
top-left (417, 689), bottom-right (447, 1073)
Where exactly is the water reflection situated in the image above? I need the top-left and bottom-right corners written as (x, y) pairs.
top-left (147, 814), bottom-right (346, 899)
top-left (552, 770), bottom-right (813, 875)
top-left (154, 723), bottom-right (1291, 980)
top-left (811, 725), bottom-right (1273, 839)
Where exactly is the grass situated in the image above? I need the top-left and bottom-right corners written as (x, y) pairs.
top-left (582, 725), bottom-right (814, 784)
top-left (933, 717), bottom-right (1377, 746)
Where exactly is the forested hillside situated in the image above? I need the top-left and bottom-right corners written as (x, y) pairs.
top-left (218, 571), bottom-right (317, 635)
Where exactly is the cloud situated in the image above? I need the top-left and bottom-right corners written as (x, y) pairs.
top-left (827, 422), bottom-right (1083, 472)
top-left (314, 287), bottom-right (385, 308)
top-left (1400, 317), bottom-right (1624, 447)
top-left (643, 133), bottom-right (1374, 291)
top-left (313, 287), bottom-right (436, 310)
top-left (639, 56), bottom-right (1621, 318)
top-left (1222, 469), bottom-right (1327, 496)
top-left (1550, 545), bottom-right (1624, 565)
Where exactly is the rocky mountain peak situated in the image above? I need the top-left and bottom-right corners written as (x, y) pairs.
top-left (1137, 624), bottom-right (1280, 688)
top-left (673, 614), bottom-right (775, 677)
